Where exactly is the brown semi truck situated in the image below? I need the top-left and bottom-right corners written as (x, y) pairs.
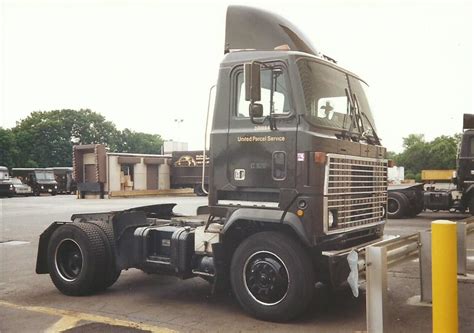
top-left (36, 6), bottom-right (388, 321)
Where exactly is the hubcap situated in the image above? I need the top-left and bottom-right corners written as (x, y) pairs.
top-left (55, 239), bottom-right (83, 282)
top-left (387, 198), bottom-right (400, 214)
top-left (243, 251), bottom-right (289, 306)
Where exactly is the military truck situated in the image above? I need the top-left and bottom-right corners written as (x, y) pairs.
top-left (388, 114), bottom-right (474, 218)
top-left (35, 6), bottom-right (388, 321)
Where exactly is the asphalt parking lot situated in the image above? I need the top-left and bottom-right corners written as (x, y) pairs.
top-left (1, 195), bottom-right (473, 332)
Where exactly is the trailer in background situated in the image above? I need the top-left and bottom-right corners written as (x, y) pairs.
top-left (171, 150), bottom-right (209, 196)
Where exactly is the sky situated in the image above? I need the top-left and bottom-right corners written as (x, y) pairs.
top-left (0, 0), bottom-right (472, 152)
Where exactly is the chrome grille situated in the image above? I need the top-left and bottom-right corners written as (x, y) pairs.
top-left (325, 154), bottom-right (387, 231)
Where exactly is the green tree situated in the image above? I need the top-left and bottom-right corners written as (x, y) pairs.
top-left (427, 135), bottom-right (459, 170)
top-left (0, 127), bottom-right (19, 167)
top-left (13, 109), bottom-right (119, 167)
top-left (393, 133), bottom-right (460, 181)
top-left (116, 129), bottom-right (163, 154)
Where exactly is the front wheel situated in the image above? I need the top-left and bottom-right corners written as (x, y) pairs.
top-left (230, 231), bottom-right (314, 322)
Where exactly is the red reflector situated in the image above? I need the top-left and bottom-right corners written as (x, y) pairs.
top-left (314, 152), bottom-right (326, 164)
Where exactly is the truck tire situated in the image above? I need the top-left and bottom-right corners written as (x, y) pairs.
top-left (230, 231), bottom-right (314, 322)
top-left (387, 192), bottom-right (409, 219)
top-left (87, 221), bottom-right (121, 289)
top-left (47, 223), bottom-right (109, 296)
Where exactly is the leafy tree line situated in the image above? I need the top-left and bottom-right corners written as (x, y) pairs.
top-left (0, 109), bottom-right (164, 168)
top-left (388, 133), bottom-right (461, 181)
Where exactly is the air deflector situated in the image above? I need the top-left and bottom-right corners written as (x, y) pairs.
top-left (225, 5), bottom-right (320, 56)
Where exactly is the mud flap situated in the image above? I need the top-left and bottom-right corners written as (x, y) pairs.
top-left (36, 221), bottom-right (69, 274)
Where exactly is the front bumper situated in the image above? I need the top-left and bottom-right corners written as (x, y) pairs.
top-left (320, 233), bottom-right (395, 288)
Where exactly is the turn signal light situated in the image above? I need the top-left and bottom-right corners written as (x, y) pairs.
top-left (314, 152), bottom-right (327, 164)
top-left (296, 209), bottom-right (304, 217)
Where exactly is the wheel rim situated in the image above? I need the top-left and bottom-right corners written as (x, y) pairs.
top-left (54, 239), bottom-right (83, 282)
top-left (243, 251), bottom-right (289, 306)
top-left (387, 198), bottom-right (400, 214)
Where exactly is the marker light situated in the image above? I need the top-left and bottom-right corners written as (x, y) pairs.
top-left (314, 152), bottom-right (327, 164)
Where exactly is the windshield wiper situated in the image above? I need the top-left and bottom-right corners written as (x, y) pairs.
top-left (352, 93), bottom-right (381, 145)
top-left (339, 88), bottom-right (361, 141)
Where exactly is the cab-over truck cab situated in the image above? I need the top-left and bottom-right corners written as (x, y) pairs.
top-left (35, 6), bottom-right (387, 322)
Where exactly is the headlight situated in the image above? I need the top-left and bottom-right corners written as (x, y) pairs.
top-left (328, 211), bottom-right (335, 228)
top-left (9, 185), bottom-right (13, 190)
top-left (54, 185), bottom-right (58, 189)
top-left (41, 185), bottom-right (44, 189)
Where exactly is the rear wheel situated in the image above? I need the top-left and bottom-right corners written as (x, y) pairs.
top-left (47, 223), bottom-right (109, 295)
top-left (230, 231), bottom-right (314, 322)
top-left (88, 220), bottom-right (121, 289)
top-left (388, 192), bottom-right (409, 219)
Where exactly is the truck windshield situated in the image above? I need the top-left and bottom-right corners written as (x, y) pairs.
top-left (297, 58), bottom-right (377, 137)
top-left (35, 171), bottom-right (55, 181)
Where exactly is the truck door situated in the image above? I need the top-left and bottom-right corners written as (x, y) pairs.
top-left (225, 64), bottom-right (296, 201)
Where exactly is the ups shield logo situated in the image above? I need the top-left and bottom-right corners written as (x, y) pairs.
top-left (174, 155), bottom-right (197, 167)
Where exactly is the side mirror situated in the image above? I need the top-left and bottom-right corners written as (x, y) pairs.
top-left (244, 63), bottom-right (261, 102)
top-left (249, 103), bottom-right (263, 118)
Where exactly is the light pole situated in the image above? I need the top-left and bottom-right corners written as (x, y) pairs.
top-left (174, 118), bottom-right (184, 145)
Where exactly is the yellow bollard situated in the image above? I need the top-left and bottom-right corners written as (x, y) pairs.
top-left (432, 220), bottom-right (458, 333)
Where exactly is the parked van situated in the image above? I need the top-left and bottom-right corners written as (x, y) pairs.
top-left (12, 168), bottom-right (58, 196)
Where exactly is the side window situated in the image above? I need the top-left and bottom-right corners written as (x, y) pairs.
top-left (235, 67), bottom-right (290, 118)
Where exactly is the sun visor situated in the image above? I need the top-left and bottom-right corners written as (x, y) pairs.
top-left (225, 5), bottom-right (320, 56)
top-left (463, 114), bottom-right (474, 130)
